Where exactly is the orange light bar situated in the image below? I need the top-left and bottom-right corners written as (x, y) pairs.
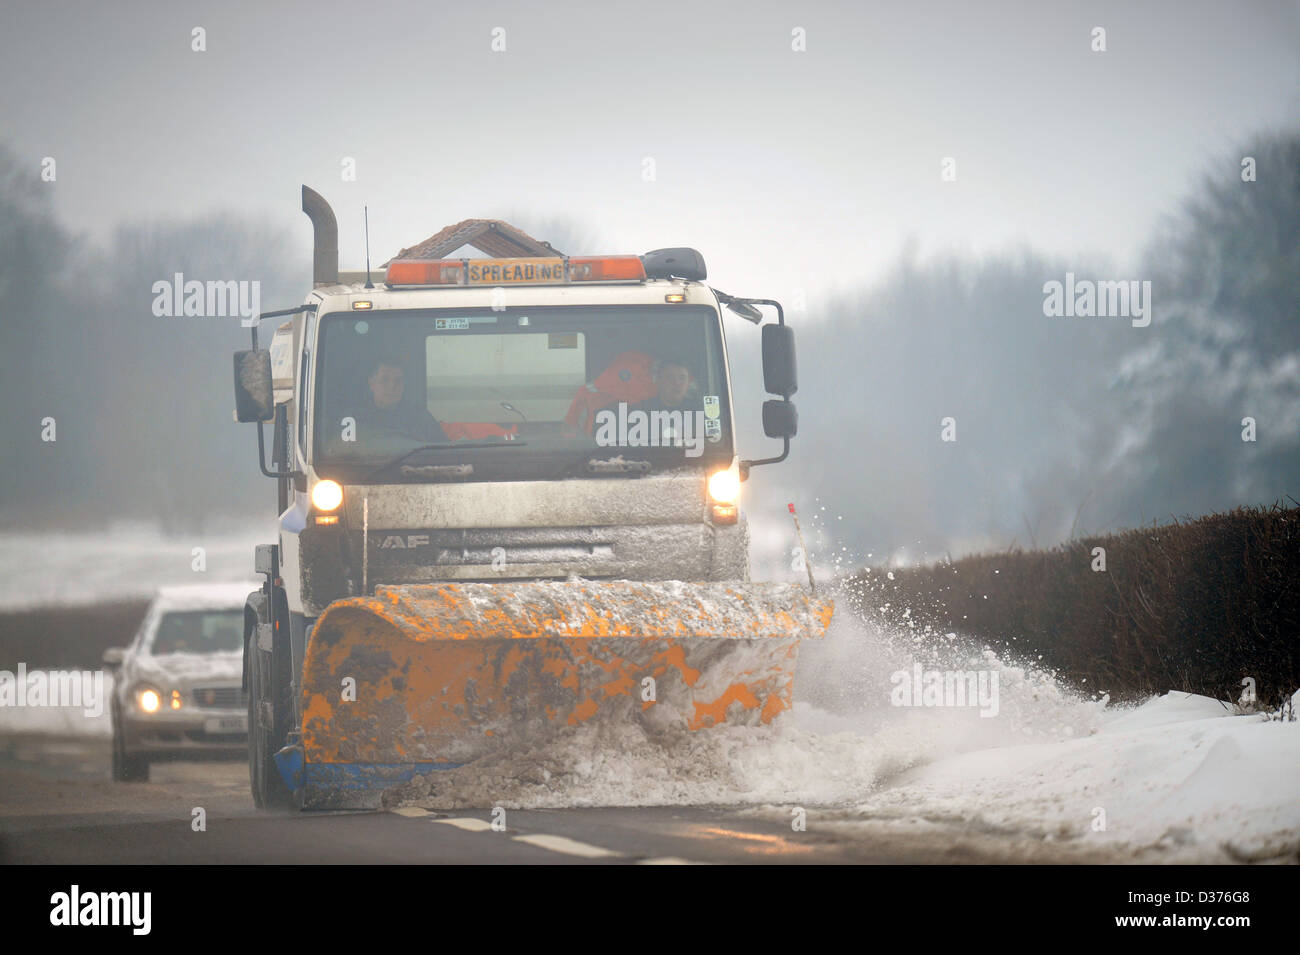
top-left (386, 255), bottom-right (646, 287)
top-left (465, 257), bottom-right (565, 285)
top-left (569, 256), bottom-right (646, 282)
top-left (385, 259), bottom-right (463, 286)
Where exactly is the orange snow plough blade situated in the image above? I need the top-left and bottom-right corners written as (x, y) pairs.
top-left (282, 580), bottom-right (832, 808)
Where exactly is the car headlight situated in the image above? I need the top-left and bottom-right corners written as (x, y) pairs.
top-left (135, 686), bottom-right (162, 713)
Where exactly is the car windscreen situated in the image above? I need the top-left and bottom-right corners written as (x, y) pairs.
top-left (313, 305), bottom-right (733, 480)
top-left (150, 611), bottom-right (243, 655)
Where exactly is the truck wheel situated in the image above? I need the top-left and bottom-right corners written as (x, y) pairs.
top-left (248, 642), bottom-right (294, 810)
top-left (110, 702), bottom-right (149, 783)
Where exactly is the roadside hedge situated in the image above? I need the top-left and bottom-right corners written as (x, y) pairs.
top-left (845, 503), bottom-right (1299, 704)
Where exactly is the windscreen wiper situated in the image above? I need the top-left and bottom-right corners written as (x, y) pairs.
top-left (551, 455), bottom-right (654, 479)
top-left (399, 463), bottom-right (474, 480)
top-left (364, 440), bottom-right (527, 481)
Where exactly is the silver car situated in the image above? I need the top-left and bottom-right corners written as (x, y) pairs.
top-left (103, 583), bottom-right (253, 781)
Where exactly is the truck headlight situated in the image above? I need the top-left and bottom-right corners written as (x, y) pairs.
top-left (708, 468), bottom-right (740, 505)
top-left (311, 479), bottom-right (343, 512)
top-left (707, 466), bottom-right (741, 525)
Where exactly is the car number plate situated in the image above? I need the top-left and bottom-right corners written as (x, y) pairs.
top-left (205, 716), bottom-right (247, 733)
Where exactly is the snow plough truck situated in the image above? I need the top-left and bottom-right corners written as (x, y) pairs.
top-left (232, 186), bottom-right (832, 809)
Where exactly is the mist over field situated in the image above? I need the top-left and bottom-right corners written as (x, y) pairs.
top-left (740, 134), bottom-right (1300, 568)
top-left (5, 133), bottom-right (1296, 569)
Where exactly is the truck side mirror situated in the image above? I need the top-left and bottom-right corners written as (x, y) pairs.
top-left (233, 350), bottom-right (274, 422)
top-left (762, 399), bottom-right (798, 439)
top-left (761, 324), bottom-right (797, 397)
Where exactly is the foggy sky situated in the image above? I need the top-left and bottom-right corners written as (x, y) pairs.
top-left (3, 0), bottom-right (1299, 302)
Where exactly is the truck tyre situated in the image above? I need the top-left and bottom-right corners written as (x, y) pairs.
top-left (110, 701), bottom-right (149, 783)
top-left (248, 603), bottom-right (295, 810)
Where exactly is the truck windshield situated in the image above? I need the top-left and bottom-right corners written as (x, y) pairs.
top-left (313, 305), bottom-right (733, 480)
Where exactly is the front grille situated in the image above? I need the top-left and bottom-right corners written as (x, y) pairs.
top-left (371, 527), bottom-right (617, 565)
top-left (190, 686), bottom-right (246, 709)
top-left (433, 543), bottom-right (616, 565)
top-left (185, 731), bottom-right (247, 744)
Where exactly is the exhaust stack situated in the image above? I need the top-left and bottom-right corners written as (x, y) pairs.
top-left (301, 185), bottom-right (338, 287)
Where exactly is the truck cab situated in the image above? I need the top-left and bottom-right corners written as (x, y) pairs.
top-left (283, 275), bottom-right (755, 615)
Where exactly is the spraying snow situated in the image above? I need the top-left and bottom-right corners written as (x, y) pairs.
top-left (390, 589), bottom-right (1300, 861)
top-left (390, 607), bottom-right (1104, 808)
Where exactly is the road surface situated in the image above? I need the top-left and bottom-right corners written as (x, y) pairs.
top-left (0, 734), bottom-right (1132, 864)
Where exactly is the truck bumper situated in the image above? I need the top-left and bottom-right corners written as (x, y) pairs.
top-left (274, 745), bottom-right (462, 810)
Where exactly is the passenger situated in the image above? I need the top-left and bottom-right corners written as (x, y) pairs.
top-left (635, 359), bottom-right (693, 414)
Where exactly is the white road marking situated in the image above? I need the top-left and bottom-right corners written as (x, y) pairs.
top-left (512, 833), bottom-right (621, 858)
top-left (433, 816), bottom-right (495, 832)
top-left (637, 857), bottom-right (702, 865)
top-left (400, 810), bottom-right (656, 861)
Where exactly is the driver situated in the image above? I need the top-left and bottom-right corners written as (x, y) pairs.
top-left (361, 358), bottom-right (449, 444)
top-left (209, 625), bottom-right (241, 652)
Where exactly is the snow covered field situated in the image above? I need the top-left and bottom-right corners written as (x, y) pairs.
top-left (0, 525), bottom-right (267, 611)
top-left (0, 671), bottom-right (113, 737)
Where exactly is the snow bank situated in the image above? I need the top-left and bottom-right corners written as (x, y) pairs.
top-left (850, 692), bottom-right (1298, 861)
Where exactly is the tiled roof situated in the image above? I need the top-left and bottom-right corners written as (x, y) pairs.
top-left (386, 219), bottom-right (558, 263)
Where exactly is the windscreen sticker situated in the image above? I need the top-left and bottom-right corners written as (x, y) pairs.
top-left (703, 395), bottom-right (721, 419)
top-left (548, 333), bottom-right (578, 349)
top-left (435, 317), bottom-right (469, 330)
top-left (705, 417), bottom-right (721, 441)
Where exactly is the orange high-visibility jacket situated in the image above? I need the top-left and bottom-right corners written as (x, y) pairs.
top-left (564, 350), bottom-right (658, 435)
